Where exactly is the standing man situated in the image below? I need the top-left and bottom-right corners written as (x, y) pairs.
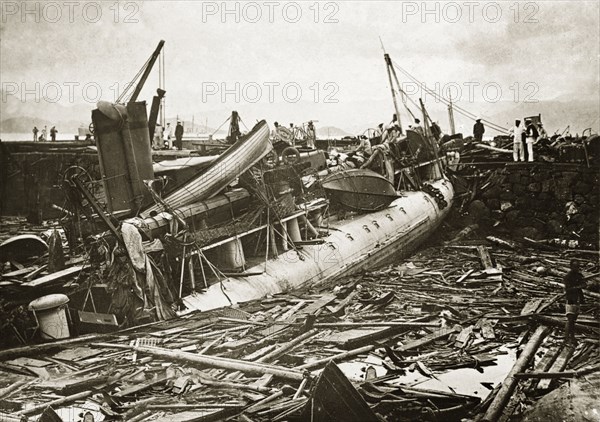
top-left (412, 118), bottom-right (424, 137)
top-left (40, 126), bottom-right (47, 142)
top-left (153, 123), bottom-right (163, 149)
top-left (306, 120), bottom-right (316, 149)
top-left (563, 259), bottom-right (585, 344)
top-left (508, 119), bottom-right (525, 162)
top-left (473, 118), bottom-right (485, 142)
top-left (50, 126), bottom-right (58, 142)
top-left (175, 121), bottom-right (184, 150)
top-left (32, 126), bottom-right (39, 142)
top-left (525, 119), bottom-right (538, 162)
top-left (164, 123), bottom-right (172, 149)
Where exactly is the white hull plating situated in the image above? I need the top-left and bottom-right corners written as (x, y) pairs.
top-left (181, 178), bottom-right (454, 313)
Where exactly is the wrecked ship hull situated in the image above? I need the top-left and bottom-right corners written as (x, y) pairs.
top-left (181, 177), bottom-right (454, 313)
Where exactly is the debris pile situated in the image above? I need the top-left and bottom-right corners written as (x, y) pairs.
top-left (1, 236), bottom-right (597, 421)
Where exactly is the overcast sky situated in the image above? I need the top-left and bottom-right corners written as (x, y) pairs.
top-left (1, 0), bottom-right (598, 131)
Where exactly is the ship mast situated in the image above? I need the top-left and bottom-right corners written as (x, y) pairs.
top-left (380, 38), bottom-right (403, 134)
top-left (159, 45), bottom-right (166, 126)
top-left (448, 96), bottom-right (456, 135)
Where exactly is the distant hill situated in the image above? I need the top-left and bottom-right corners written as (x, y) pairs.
top-left (1, 117), bottom-right (52, 133)
top-left (317, 126), bottom-right (351, 139)
top-left (164, 118), bottom-right (220, 135)
top-left (0, 116), bottom-right (84, 134)
top-left (0, 89), bottom-right (93, 138)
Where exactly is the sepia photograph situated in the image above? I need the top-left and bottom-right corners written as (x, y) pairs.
top-left (0, 1), bottom-right (599, 420)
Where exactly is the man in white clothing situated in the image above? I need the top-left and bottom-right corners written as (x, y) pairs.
top-left (508, 119), bottom-right (525, 162)
top-left (164, 123), bottom-right (172, 149)
top-left (525, 119), bottom-right (538, 162)
top-left (381, 114), bottom-right (401, 144)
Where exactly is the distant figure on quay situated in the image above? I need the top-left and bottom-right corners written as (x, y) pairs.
top-left (32, 126), bottom-right (38, 142)
top-left (473, 118), bottom-right (485, 142)
top-left (164, 122), bottom-right (172, 149)
top-left (50, 126), bottom-right (58, 142)
top-left (175, 121), bottom-right (184, 150)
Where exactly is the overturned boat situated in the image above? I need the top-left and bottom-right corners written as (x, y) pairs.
top-left (4, 48), bottom-right (454, 329)
top-left (321, 168), bottom-right (399, 212)
top-left (153, 56), bottom-right (454, 314)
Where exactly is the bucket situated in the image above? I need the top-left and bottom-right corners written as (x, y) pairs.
top-left (28, 294), bottom-right (70, 340)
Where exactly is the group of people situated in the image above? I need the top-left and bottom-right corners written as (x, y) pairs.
top-left (353, 114), bottom-right (437, 161)
top-left (473, 117), bottom-right (549, 162)
top-left (508, 118), bottom-right (547, 162)
top-left (32, 126), bottom-right (58, 142)
top-left (153, 121), bottom-right (184, 150)
top-left (272, 121), bottom-right (317, 150)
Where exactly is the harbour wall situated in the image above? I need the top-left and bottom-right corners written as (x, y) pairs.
top-left (0, 142), bottom-right (102, 223)
top-left (468, 163), bottom-right (599, 244)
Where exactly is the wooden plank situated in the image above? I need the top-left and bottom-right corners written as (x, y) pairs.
top-left (537, 345), bottom-right (574, 390)
top-left (520, 299), bottom-right (544, 315)
top-left (78, 311), bottom-right (119, 326)
top-left (317, 328), bottom-right (387, 346)
top-left (454, 325), bottom-right (473, 348)
top-left (1, 266), bottom-right (38, 277)
top-left (455, 269), bottom-right (474, 284)
top-left (516, 363), bottom-right (600, 380)
top-left (327, 291), bottom-right (359, 315)
top-left (299, 294), bottom-right (336, 316)
top-left (258, 295), bottom-right (335, 337)
top-left (24, 264), bottom-right (47, 281)
top-left (397, 325), bottom-right (461, 352)
top-left (114, 375), bottom-right (168, 397)
top-left (17, 390), bottom-right (94, 416)
top-left (5, 357), bottom-right (51, 368)
top-left (21, 265), bottom-right (88, 287)
top-left (477, 245), bottom-right (494, 269)
top-left (480, 320), bottom-right (496, 340)
top-left (93, 343), bottom-right (306, 381)
top-left (52, 346), bottom-right (105, 362)
top-left (277, 300), bottom-right (306, 321)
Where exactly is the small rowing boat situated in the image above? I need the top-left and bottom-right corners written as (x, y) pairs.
top-left (322, 169), bottom-right (399, 212)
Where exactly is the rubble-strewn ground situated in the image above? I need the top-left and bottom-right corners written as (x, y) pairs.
top-left (1, 230), bottom-right (598, 422)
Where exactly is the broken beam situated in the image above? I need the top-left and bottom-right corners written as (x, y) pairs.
top-left (481, 325), bottom-right (550, 422)
top-left (92, 343), bottom-right (307, 382)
